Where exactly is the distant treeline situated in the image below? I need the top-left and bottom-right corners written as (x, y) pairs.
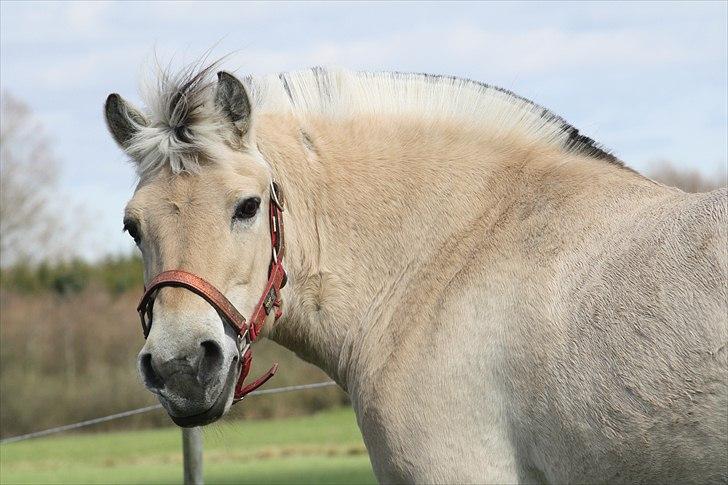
top-left (0, 254), bottom-right (143, 295)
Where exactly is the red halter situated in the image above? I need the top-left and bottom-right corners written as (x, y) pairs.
top-left (136, 182), bottom-right (287, 402)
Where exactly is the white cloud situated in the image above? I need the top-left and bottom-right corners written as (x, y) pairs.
top-left (65, 1), bottom-right (112, 34)
top-left (207, 20), bottom-right (713, 86)
top-left (0, 1), bottom-right (115, 44)
top-left (36, 45), bottom-right (147, 90)
top-left (443, 26), bottom-right (695, 72)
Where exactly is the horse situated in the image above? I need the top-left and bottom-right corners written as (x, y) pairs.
top-left (104, 63), bottom-right (727, 484)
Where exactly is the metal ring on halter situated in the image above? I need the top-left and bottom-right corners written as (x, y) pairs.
top-left (270, 182), bottom-right (284, 211)
top-left (236, 332), bottom-right (250, 356)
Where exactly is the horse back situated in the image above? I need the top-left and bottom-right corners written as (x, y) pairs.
top-left (514, 186), bottom-right (728, 483)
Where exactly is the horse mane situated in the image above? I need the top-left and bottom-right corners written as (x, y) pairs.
top-left (131, 63), bottom-right (621, 177)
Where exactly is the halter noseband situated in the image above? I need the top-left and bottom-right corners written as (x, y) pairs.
top-left (136, 181), bottom-right (287, 402)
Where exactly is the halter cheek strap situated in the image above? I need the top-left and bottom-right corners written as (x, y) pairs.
top-left (136, 182), bottom-right (287, 402)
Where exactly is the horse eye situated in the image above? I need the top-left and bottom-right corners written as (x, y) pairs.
top-left (233, 197), bottom-right (261, 221)
top-left (123, 220), bottom-right (141, 244)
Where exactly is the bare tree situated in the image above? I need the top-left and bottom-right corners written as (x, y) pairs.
top-left (648, 159), bottom-right (727, 193)
top-left (0, 92), bottom-right (61, 266)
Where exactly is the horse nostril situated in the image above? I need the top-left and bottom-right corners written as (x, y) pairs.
top-left (139, 352), bottom-right (164, 391)
top-left (198, 340), bottom-right (224, 383)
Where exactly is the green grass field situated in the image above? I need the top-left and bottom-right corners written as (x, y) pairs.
top-left (0, 408), bottom-right (376, 484)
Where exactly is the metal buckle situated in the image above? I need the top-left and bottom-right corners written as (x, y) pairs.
top-left (262, 287), bottom-right (277, 315)
top-left (139, 297), bottom-right (155, 338)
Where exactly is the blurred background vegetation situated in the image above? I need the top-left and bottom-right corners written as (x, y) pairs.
top-left (0, 93), bottom-right (347, 440)
top-left (0, 91), bottom-right (725, 440)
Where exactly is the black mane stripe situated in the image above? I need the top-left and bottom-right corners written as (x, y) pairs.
top-left (384, 70), bottom-right (621, 165)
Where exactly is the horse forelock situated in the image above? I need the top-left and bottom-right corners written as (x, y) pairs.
top-left (128, 61), bottom-right (230, 178)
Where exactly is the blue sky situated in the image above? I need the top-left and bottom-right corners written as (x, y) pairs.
top-left (1, 1), bottom-right (726, 259)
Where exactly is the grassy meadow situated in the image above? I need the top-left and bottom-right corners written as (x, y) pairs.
top-left (0, 407), bottom-right (376, 484)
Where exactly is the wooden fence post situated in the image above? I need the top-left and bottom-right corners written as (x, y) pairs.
top-left (182, 427), bottom-right (203, 485)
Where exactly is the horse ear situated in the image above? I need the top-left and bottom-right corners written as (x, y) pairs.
top-left (215, 71), bottom-right (252, 136)
top-left (104, 94), bottom-right (148, 149)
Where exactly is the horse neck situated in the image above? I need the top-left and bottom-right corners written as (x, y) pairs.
top-left (255, 113), bottom-right (658, 391)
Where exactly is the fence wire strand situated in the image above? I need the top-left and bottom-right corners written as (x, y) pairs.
top-left (0, 381), bottom-right (337, 445)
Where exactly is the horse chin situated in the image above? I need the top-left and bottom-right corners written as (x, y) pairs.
top-left (166, 360), bottom-right (238, 428)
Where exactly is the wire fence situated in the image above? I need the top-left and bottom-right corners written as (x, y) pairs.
top-left (0, 380), bottom-right (338, 445)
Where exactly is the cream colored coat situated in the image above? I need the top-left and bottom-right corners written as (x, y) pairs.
top-left (106, 67), bottom-right (728, 484)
